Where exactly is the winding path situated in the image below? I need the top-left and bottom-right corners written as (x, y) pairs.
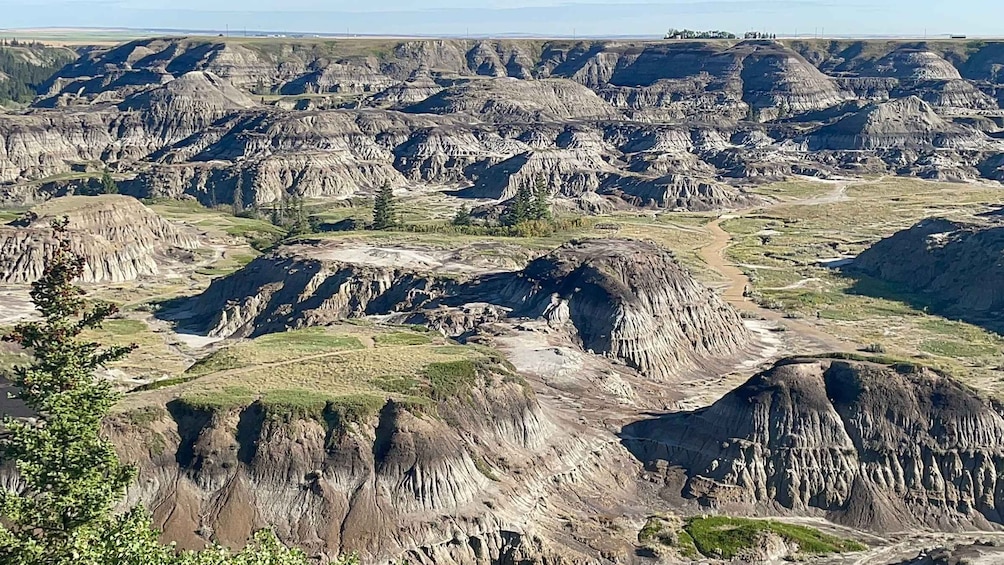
top-left (697, 181), bottom-right (859, 353)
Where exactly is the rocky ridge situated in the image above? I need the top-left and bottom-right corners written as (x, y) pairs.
top-left (176, 238), bottom-right (752, 380)
top-left (0, 194), bottom-right (198, 284)
top-left (2, 38), bottom-right (1003, 211)
top-left (849, 216), bottom-right (1004, 331)
top-left (621, 357), bottom-right (1004, 532)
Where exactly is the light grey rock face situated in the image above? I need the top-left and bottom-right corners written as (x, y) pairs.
top-left (622, 358), bottom-right (1004, 532)
top-left (404, 77), bottom-right (621, 122)
top-left (850, 217), bottom-right (1004, 330)
top-left (8, 37), bottom-right (1004, 209)
top-left (180, 238), bottom-right (752, 380)
top-left (810, 96), bottom-right (987, 150)
top-left (0, 195), bottom-right (198, 284)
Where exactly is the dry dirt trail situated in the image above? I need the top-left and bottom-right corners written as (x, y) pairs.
top-left (698, 180), bottom-right (859, 354)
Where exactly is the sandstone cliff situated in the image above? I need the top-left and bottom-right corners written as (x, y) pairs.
top-left (111, 362), bottom-right (569, 563)
top-left (621, 357), bottom-right (1004, 531)
top-left (0, 195), bottom-right (198, 284)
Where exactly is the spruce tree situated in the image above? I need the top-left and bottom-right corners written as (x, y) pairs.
top-left (372, 183), bottom-right (397, 230)
top-left (502, 184), bottom-right (533, 227)
top-left (530, 176), bottom-right (552, 221)
top-left (99, 169), bottom-right (118, 195)
top-left (0, 219), bottom-right (319, 565)
top-left (452, 205), bottom-right (472, 226)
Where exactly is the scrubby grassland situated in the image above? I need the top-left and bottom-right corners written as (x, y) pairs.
top-left (723, 177), bottom-right (1004, 393)
top-left (80, 317), bottom-right (190, 382)
top-left (638, 515), bottom-right (866, 560)
top-left (118, 324), bottom-right (516, 423)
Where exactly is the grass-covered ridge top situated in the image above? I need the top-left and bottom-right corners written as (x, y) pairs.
top-left (638, 515), bottom-right (866, 560)
top-left (120, 324), bottom-right (520, 418)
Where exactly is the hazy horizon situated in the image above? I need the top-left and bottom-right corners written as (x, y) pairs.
top-left (4, 0), bottom-right (1003, 38)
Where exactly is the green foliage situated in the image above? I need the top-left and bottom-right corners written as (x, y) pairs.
top-left (502, 184), bottom-right (534, 227)
top-left (371, 375), bottom-right (421, 395)
top-left (424, 359), bottom-right (478, 400)
top-left (404, 216), bottom-right (587, 238)
top-left (372, 183), bottom-right (398, 230)
top-left (452, 205), bottom-right (473, 226)
top-left (530, 176), bottom-right (552, 222)
top-left (100, 169), bottom-right (118, 194)
top-left (682, 516), bottom-right (866, 559)
top-left (374, 331), bottom-right (434, 347)
top-left (269, 194), bottom-right (314, 237)
top-left (0, 220), bottom-right (332, 563)
top-left (0, 46), bottom-right (73, 105)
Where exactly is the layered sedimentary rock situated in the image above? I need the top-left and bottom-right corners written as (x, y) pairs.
top-left (849, 217), bottom-right (1004, 329)
top-left (112, 367), bottom-right (560, 563)
top-left (178, 238), bottom-right (752, 380)
top-left (405, 78), bottom-right (620, 122)
top-left (5, 37), bottom-right (1004, 210)
top-left (621, 358), bottom-right (1004, 531)
top-left (0, 195), bottom-right (198, 284)
top-left (810, 96), bottom-right (986, 150)
top-left (462, 239), bottom-right (753, 379)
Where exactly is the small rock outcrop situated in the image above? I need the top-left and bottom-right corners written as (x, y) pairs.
top-left (622, 358), bottom-right (1004, 531)
top-left (0, 195), bottom-right (199, 284)
top-left (848, 217), bottom-right (1004, 330)
top-left (176, 238), bottom-right (752, 380)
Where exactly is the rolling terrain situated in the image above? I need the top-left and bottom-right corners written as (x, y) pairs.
top-left (2, 36), bottom-right (1004, 564)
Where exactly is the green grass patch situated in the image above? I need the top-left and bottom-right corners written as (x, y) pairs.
top-left (185, 329), bottom-right (365, 377)
top-left (374, 332), bottom-right (434, 347)
top-left (424, 359), bottom-right (478, 400)
top-left (683, 516), bottom-right (865, 559)
top-left (370, 375), bottom-right (421, 395)
top-left (177, 386), bottom-right (256, 412)
top-left (99, 319), bottom-right (148, 336)
top-left (920, 340), bottom-right (1000, 358)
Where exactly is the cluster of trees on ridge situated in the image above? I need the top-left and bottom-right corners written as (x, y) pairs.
top-left (0, 46), bottom-right (73, 104)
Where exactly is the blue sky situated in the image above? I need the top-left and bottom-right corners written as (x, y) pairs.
top-left (3, 0), bottom-right (1002, 37)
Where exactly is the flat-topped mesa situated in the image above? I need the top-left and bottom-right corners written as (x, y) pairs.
top-left (848, 217), bottom-right (1004, 330)
top-left (0, 195), bottom-right (199, 284)
top-left (622, 358), bottom-right (1004, 531)
top-left (110, 355), bottom-right (555, 562)
top-left (179, 238), bottom-right (752, 380)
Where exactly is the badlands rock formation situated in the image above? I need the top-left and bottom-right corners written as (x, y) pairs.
top-left (177, 238), bottom-right (752, 380)
top-left (621, 358), bottom-right (1004, 531)
top-left (2, 37), bottom-right (1003, 210)
top-left (112, 360), bottom-right (565, 563)
top-left (849, 217), bottom-right (1004, 330)
top-left (0, 195), bottom-right (198, 284)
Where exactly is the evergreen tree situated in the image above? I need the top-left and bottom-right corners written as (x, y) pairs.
top-left (99, 169), bottom-right (118, 194)
top-left (372, 183), bottom-right (397, 230)
top-left (502, 184), bottom-right (533, 227)
top-left (530, 176), bottom-right (552, 221)
top-left (452, 205), bottom-right (472, 226)
top-left (231, 175), bottom-right (245, 216)
top-left (0, 219), bottom-right (323, 565)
